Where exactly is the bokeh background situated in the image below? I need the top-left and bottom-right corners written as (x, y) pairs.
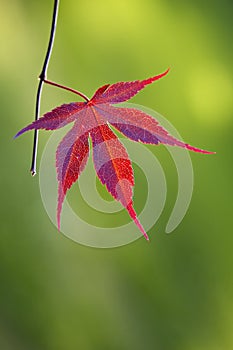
top-left (1, 0), bottom-right (233, 349)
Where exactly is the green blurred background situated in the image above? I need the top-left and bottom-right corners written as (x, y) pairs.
top-left (1, 0), bottom-right (233, 349)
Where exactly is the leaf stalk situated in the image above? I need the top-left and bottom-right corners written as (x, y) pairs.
top-left (44, 79), bottom-right (90, 102)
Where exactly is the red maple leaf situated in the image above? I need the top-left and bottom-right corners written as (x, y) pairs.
top-left (15, 69), bottom-right (215, 240)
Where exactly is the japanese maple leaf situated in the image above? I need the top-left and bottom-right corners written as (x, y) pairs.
top-left (15, 68), bottom-right (215, 240)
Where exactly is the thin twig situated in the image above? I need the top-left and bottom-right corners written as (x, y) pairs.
top-left (30, 0), bottom-right (59, 176)
top-left (44, 79), bottom-right (90, 102)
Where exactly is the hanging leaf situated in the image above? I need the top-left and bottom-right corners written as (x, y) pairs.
top-left (15, 69), bottom-right (215, 240)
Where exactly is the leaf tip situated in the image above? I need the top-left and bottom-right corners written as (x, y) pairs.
top-left (127, 203), bottom-right (149, 241)
top-left (147, 67), bottom-right (171, 86)
top-left (14, 127), bottom-right (29, 139)
top-left (14, 131), bottom-right (20, 139)
top-left (185, 144), bottom-right (216, 154)
top-left (57, 212), bottom-right (61, 232)
top-left (162, 67), bottom-right (170, 78)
